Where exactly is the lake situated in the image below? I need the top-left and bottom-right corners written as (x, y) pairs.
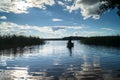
top-left (0, 41), bottom-right (120, 80)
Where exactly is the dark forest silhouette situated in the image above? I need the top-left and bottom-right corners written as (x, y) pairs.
top-left (80, 35), bottom-right (120, 47)
top-left (99, 0), bottom-right (120, 16)
top-left (0, 35), bottom-right (120, 50)
top-left (0, 35), bottom-right (45, 50)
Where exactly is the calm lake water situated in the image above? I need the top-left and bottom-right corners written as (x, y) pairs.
top-left (0, 41), bottom-right (120, 79)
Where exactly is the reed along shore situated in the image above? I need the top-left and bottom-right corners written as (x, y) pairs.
top-left (80, 36), bottom-right (120, 47)
top-left (0, 35), bottom-right (45, 50)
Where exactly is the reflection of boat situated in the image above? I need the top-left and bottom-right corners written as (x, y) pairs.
top-left (67, 39), bottom-right (74, 56)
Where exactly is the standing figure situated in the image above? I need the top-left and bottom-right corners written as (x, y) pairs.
top-left (67, 37), bottom-right (74, 48)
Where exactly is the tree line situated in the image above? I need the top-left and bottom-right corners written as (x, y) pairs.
top-left (80, 35), bottom-right (120, 47)
top-left (0, 35), bottom-right (45, 50)
top-left (99, 0), bottom-right (120, 16)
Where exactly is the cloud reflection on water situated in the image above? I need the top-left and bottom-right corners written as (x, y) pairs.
top-left (0, 54), bottom-right (119, 80)
top-left (0, 41), bottom-right (120, 80)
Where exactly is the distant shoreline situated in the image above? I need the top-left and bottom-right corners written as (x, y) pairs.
top-left (0, 35), bottom-right (45, 50)
top-left (1, 35), bottom-right (120, 50)
top-left (80, 36), bottom-right (120, 47)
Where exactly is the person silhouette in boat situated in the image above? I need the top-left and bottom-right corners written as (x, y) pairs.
top-left (67, 37), bottom-right (74, 48)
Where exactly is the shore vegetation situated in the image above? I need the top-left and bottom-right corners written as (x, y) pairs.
top-left (80, 35), bottom-right (120, 47)
top-left (0, 35), bottom-right (45, 50)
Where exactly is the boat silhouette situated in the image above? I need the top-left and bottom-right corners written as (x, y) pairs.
top-left (67, 38), bottom-right (74, 48)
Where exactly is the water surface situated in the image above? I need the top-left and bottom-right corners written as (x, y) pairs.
top-left (0, 41), bottom-right (120, 79)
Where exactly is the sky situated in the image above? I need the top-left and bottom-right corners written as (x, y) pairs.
top-left (0, 0), bottom-right (120, 38)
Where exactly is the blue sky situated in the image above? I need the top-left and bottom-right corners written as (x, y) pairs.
top-left (0, 0), bottom-right (120, 38)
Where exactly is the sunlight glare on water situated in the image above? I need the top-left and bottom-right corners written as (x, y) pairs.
top-left (0, 41), bottom-right (120, 80)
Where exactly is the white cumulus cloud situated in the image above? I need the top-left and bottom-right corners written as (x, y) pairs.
top-left (57, 0), bottom-right (103, 19)
top-left (0, 22), bottom-right (85, 38)
top-left (72, 31), bottom-right (104, 37)
top-left (0, 16), bottom-right (7, 20)
top-left (52, 18), bottom-right (63, 22)
top-left (0, 0), bottom-right (104, 19)
top-left (68, 0), bottom-right (102, 19)
top-left (0, 0), bottom-right (55, 14)
top-left (51, 26), bottom-right (83, 31)
top-left (0, 22), bottom-right (69, 38)
top-left (101, 28), bottom-right (115, 31)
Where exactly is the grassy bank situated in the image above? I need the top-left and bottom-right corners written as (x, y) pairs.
top-left (80, 36), bottom-right (120, 47)
top-left (0, 35), bottom-right (45, 50)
